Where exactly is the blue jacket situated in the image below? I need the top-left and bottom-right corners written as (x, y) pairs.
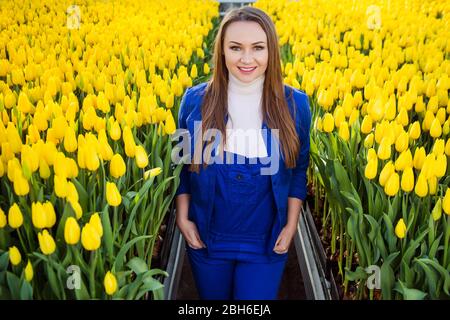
top-left (174, 82), bottom-right (311, 258)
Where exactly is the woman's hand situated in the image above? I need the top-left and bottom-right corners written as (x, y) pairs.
top-left (176, 217), bottom-right (206, 249)
top-left (273, 223), bottom-right (296, 254)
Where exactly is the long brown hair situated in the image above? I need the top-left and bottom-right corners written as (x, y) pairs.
top-left (190, 6), bottom-right (299, 173)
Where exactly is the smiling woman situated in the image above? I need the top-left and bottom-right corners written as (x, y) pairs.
top-left (175, 5), bottom-right (312, 300)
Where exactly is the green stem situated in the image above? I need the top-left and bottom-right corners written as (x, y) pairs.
top-left (89, 250), bottom-right (98, 298)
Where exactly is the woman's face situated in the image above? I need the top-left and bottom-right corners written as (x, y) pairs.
top-left (223, 21), bottom-right (268, 83)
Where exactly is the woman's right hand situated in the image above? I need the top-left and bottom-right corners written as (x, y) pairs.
top-left (176, 217), bottom-right (207, 249)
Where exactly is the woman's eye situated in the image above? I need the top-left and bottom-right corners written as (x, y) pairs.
top-left (255, 46), bottom-right (264, 50)
top-left (230, 46), bottom-right (265, 51)
top-left (230, 46), bottom-right (240, 51)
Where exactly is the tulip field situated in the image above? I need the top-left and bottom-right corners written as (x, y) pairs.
top-left (254, 0), bottom-right (450, 299)
top-left (0, 0), bottom-right (218, 299)
top-left (0, 0), bottom-right (449, 300)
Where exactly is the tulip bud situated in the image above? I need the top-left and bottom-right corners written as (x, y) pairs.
top-left (8, 203), bottom-right (23, 229)
top-left (364, 133), bottom-right (374, 148)
top-left (38, 230), bottom-right (56, 255)
top-left (32, 202), bottom-right (47, 229)
top-left (430, 118), bottom-right (442, 138)
top-left (81, 223), bottom-right (101, 251)
top-left (395, 149), bottom-right (412, 171)
top-left (25, 260), bottom-right (33, 282)
top-left (379, 161), bottom-right (395, 187)
top-left (109, 121), bottom-right (121, 141)
top-left (414, 173), bottom-right (428, 197)
top-left (322, 113), bottom-right (334, 133)
top-left (443, 188), bottom-right (450, 215)
top-left (110, 154), bottom-right (126, 178)
top-left (413, 147), bottom-right (426, 170)
top-left (364, 158), bottom-right (378, 180)
top-left (89, 213), bottom-right (103, 238)
top-left (203, 63), bottom-right (210, 75)
top-left (446, 139), bottom-right (450, 157)
top-left (395, 131), bottom-right (409, 153)
top-left (435, 154), bottom-right (447, 178)
top-left (43, 201), bottom-right (56, 228)
top-left (104, 271), bottom-right (118, 295)
top-left (432, 139), bottom-right (445, 156)
top-left (164, 111), bottom-right (176, 135)
top-left (54, 175), bottom-right (68, 198)
top-left (64, 126), bottom-right (78, 153)
top-left (361, 115), bottom-right (372, 134)
top-left (408, 121), bottom-right (421, 140)
top-left (13, 168), bottom-right (29, 196)
top-left (135, 145), bottom-right (149, 168)
top-left (106, 182), bottom-right (121, 207)
top-left (39, 158), bottom-right (51, 179)
top-left (431, 198), bottom-right (442, 221)
top-left (190, 64), bottom-right (198, 79)
top-left (396, 107), bottom-right (409, 127)
top-left (428, 176), bottom-right (438, 195)
top-left (395, 218), bottom-right (407, 239)
top-left (144, 167), bottom-right (162, 180)
top-left (401, 166), bottom-right (414, 192)
top-left (384, 172), bottom-right (399, 196)
top-left (64, 217), bottom-right (80, 245)
top-left (0, 207), bottom-right (6, 228)
top-left (377, 137), bottom-right (391, 160)
top-left (68, 198), bottom-right (83, 220)
top-left (9, 246), bottom-right (21, 266)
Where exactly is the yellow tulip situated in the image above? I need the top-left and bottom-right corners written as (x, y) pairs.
top-left (43, 201), bottom-right (56, 228)
top-left (135, 145), bottom-right (149, 168)
top-left (432, 139), bottom-right (445, 156)
top-left (164, 111), bottom-right (176, 135)
top-left (106, 182), bottom-right (121, 207)
top-left (384, 172), bottom-right (399, 196)
top-left (144, 167), bottom-right (163, 180)
top-left (395, 218), bottom-right (407, 239)
top-left (401, 167), bottom-right (414, 192)
top-left (89, 213), bottom-right (103, 238)
top-left (395, 149), bottom-right (412, 171)
top-left (334, 107), bottom-right (345, 128)
top-left (17, 92), bottom-right (33, 114)
top-left (379, 161), bottom-right (395, 187)
top-left (81, 223), bottom-right (101, 251)
top-left (66, 181), bottom-right (79, 203)
top-left (38, 230), bottom-right (56, 255)
top-left (364, 158), bottom-right (378, 180)
top-left (435, 154), bottom-right (447, 178)
top-left (190, 64), bottom-right (198, 78)
top-left (322, 113), bottom-right (334, 133)
top-left (430, 118), bottom-right (442, 138)
top-left (110, 154), bottom-right (126, 178)
top-left (395, 131), bottom-right (409, 153)
top-left (109, 121), bottom-right (121, 141)
top-left (422, 110), bottom-right (434, 132)
top-left (13, 168), bottom-right (29, 196)
top-left (32, 202), bottom-right (47, 229)
top-left (203, 63), bottom-right (210, 75)
top-left (446, 139), bottom-right (450, 157)
top-left (104, 271), bottom-right (118, 295)
top-left (443, 188), bottom-right (450, 215)
top-left (413, 147), bottom-right (426, 170)
top-left (9, 246), bottom-right (21, 266)
top-left (64, 217), bottom-right (80, 245)
top-left (68, 199), bottom-right (83, 220)
top-left (25, 260), bottom-right (33, 282)
top-left (54, 175), bottom-right (68, 198)
top-left (0, 208), bottom-right (6, 228)
top-left (364, 133), bottom-right (374, 148)
top-left (428, 176), bottom-right (438, 195)
top-left (431, 198), bottom-right (442, 221)
top-left (396, 108), bottom-right (409, 127)
top-left (414, 174), bottom-right (428, 197)
top-left (338, 121), bottom-right (350, 141)
top-left (64, 126), bottom-right (78, 153)
top-left (360, 115), bottom-right (372, 134)
top-left (8, 203), bottom-right (23, 229)
top-left (377, 137), bottom-right (391, 160)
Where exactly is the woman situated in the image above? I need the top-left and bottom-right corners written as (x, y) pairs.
top-left (175, 6), bottom-right (311, 300)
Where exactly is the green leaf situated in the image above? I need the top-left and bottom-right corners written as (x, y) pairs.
top-left (344, 266), bottom-right (367, 281)
top-left (394, 280), bottom-right (427, 300)
top-left (113, 235), bottom-right (153, 273)
top-left (0, 252), bottom-right (9, 271)
top-left (6, 272), bottom-right (21, 299)
top-left (19, 279), bottom-right (33, 300)
top-left (127, 257), bottom-right (148, 275)
top-left (380, 251), bottom-right (399, 300)
top-left (101, 204), bottom-right (114, 263)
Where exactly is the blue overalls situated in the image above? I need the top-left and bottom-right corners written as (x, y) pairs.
top-left (186, 149), bottom-right (288, 300)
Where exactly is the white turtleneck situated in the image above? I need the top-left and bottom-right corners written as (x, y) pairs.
top-left (221, 72), bottom-right (268, 158)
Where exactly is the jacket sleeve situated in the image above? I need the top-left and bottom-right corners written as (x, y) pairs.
top-left (175, 87), bottom-right (192, 196)
top-left (288, 90), bottom-right (312, 201)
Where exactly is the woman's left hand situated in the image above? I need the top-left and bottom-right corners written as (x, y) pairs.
top-left (273, 224), bottom-right (297, 254)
